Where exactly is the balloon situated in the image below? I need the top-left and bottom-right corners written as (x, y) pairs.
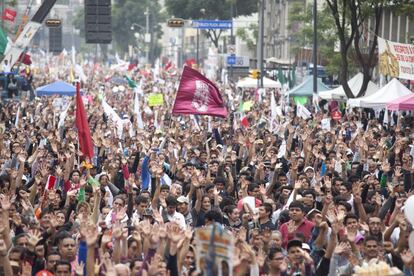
top-left (409, 232), bottom-right (414, 254)
top-left (404, 195), bottom-right (414, 225)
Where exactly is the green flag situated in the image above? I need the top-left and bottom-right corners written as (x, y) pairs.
top-left (124, 75), bottom-right (137, 88)
top-left (0, 28), bottom-right (8, 55)
top-left (290, 65), bottom-right (296, 89)
top-left (277, 66), bottom-right (286, 85)
top-left (293, 96), bottom-right (308, 105)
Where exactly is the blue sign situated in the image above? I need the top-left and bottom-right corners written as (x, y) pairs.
top-left (192, 20), bottom-right (232, 29)
top-left (227, 54), bottom-right (236, 65)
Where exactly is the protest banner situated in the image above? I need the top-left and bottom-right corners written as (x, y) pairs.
top-left (378, 37), bottom-right (414, 80)
top-left (195, 223), bottom-right (234, 276)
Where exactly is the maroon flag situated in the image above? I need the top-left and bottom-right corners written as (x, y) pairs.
top-left (18, 53), bottom-right (32, 65)
top-left (172, 66), bottom-right (227, 118)
top-left (2, 8), bottom-right (17, 22)
top-left (75, 82), bottom-right (94, 159)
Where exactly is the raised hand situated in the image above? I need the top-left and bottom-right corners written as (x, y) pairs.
top-left (401, 249), bottom-right (414, 267)
top-left (74, 261), bottom-right (85, 276)
top-left (0, 194), bottom-right (11, 210)
top-left (346, 229), bottom-right (357, 243)
top-left (167, 222), bottom-right (183, 244)
top-left (0, 239), bottom-right (7, 256)
top-left (27, 229), bottom-right (42, 247)
top-left (101, 230), bottom-right (112, 245)
top-left (112, 221), bottom-right (123, 241)
top-left (334, 242), bottom-right (347, 255)
top-left (139, 220), bottom-right (152, 238)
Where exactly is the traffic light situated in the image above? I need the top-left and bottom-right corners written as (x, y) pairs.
top-left (249, 69), bottom-right (261, 79)
top-left (49, 24), bottom-right (62, 53)
top-left (167, 18), bottom-right (185, 28)
top-left (85, 0), bottom-right (112, 44)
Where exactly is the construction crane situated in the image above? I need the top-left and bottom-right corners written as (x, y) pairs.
top-left (1, 0), bottom-right (57, 68)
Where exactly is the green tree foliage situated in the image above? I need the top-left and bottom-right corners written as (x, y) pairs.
top-left (288, 3), bottom-right (359, 77)
top-left (165, 0), bottom-right (257, 48)
top-left (325, 0), bottom-right (412, 98)
top-left (236, 23), bottom-right (257, 52)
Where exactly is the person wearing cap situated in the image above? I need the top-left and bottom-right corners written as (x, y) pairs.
top-left (177, 195), bottom-right (193, 228)
top-left (286, 239), bottom-right (314, 275)
top-left (304, 167), bottom-right (316, 186)
top-left (279, 201), bottom-right (315, 248)
top-left (163, 195), bottom-right (186, 229)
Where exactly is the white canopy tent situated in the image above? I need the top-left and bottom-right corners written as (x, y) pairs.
top-left (236, 77), bottom-right (281, 89)
top-left (319, 73), bottom-right (378, 100)
top-left (348, 78), bottom-right (413, 108)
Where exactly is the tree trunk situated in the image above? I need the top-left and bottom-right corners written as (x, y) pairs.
top-left (354, 3), bottom-right (383, 98)
top-left (340, 50), bottom-right (354, 98)
top-left (326, 0), bottom-right (356, 98)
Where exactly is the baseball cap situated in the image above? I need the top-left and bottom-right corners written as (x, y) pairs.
top-left (304, 166), bottom-right (314, 172)
top-left (177, 196), bottom-right (189, 204)
top-left (302, 243), bottom-right (311, 252)
top-left (306, 208), bottom-right (321, 218)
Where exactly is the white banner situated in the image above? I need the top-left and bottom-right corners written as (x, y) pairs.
top-left (378, 37), bottom-right (414, 80)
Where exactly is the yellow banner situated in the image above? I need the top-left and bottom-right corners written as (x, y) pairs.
top-left (148, 93), bottom-right (164, 106)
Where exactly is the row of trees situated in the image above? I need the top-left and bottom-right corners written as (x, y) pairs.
top-left (291, 0), bottom-right (413, 98)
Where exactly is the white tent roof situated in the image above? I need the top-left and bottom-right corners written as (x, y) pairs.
top-left (319, 73), bottom-right (379, 100)
top-left (348, 78), bottom-right (413, 108)
top-left (236, 77), bottom-right (281, 88)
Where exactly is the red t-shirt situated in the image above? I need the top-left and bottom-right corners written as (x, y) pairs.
top-left (279, 219), bottom-right (315, 248)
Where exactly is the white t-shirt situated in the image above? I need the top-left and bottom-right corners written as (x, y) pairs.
top-left (167, 211), bottom-right (187, 229)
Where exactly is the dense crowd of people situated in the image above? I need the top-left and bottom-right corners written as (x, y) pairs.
top-left (0, 59), bottom-right (413, 276)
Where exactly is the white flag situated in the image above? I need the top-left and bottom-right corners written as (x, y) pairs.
top-left (270, 91), bottom-right (278, 132)
top-left (102, 99), bottom-right (124, 137)
top-left (277, 140), bottom-right (286, 158)
top-left (14, 106), bottom-right (20, 127)
top-left (71, 46), bottom-right (76, 65)
top-left (58, 102), bottom-right (71, 128)
top-left (383, 109), bottom-right (389, 125)
top-left (134, 88), bottom-right (144, 129)
top-left (297, 104), bottom-right (311, 120)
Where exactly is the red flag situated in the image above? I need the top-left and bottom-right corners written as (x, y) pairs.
top-left (241, 116), bottom-right (250, 128)
top-left (2, 8), bottom-right (16, 22)
top-left (18, 53), bottom-right (32, 65)
top-left (46, 175), bottom-right (56, 190)
top-left (172, 66), bottom-right (227, 118)
top-left (185, 58), bottom-right (196, 68)
top-left (164, 61), bottom-right (172, 71)
top-left (75, 82), bottom-right (94, 159)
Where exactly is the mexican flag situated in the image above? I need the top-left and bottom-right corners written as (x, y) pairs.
top-left (0, 27), bottom-right (8, 55)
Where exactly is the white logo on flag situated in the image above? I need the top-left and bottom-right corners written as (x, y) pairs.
top-left (192, 80), bottom-right (209, 112)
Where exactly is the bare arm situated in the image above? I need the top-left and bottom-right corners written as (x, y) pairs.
top-left (0, 246), bottom-right (12, 276)
top-left (63, 153), bottom-right (75, 182)
top-left (194, 187), bottom-right (202, 213)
